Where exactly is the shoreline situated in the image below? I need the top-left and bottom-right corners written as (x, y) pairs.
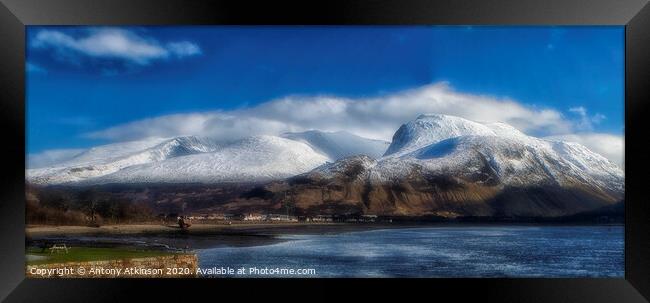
top-left (26, 222), bottom-right (402, 251)
top-left (26, 221), bottom-right (623, 238)
top-left (26, 222), bottom-right (379, 238)
top-left (25, 222), bottom-right (624, 253)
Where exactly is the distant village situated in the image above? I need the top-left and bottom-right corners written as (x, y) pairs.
top-left (159, 212), bottom-right (385, 224)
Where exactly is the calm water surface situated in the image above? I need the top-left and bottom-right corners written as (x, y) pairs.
top-left (197, 225), bottom-right (624, 277)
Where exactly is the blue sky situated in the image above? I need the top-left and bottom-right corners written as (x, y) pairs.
top-left (26, 26), bottom-right (624, 163)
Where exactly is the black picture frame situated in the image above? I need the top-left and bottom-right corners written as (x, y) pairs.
top-left (1, 0), bottom-right (648, 302)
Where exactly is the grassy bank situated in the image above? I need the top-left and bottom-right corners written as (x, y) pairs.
top-left (26, 246), bottom-right (176, 265)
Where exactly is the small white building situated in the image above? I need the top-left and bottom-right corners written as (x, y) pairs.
top-left (187, 214), bottom-right (207, 220)
top-left (206, 213), bottom-right (233, 220)
top-left (266, 214), bottom-right (298, 222)
top-left (312, 215), bottom-right (333, 222)
top-left (243, 213), bottom-right (265, 221)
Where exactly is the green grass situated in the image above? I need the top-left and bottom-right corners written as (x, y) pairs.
top-left (26, 246), bottom-right (177, 265)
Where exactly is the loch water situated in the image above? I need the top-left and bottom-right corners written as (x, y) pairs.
top-left (197, 225), bottom-right (624, 277)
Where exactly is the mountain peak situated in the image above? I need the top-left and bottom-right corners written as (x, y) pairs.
top-left (26, 135), bottom-right (220, 184)
top-left (415, 113), bottom-right (455, 120)
top-left (383, 114), bottom-right (497, 157)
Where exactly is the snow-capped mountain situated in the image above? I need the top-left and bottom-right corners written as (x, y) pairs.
top-left (281, 130), bottom-right (389, 160)
top-left (27, 136), bottom-right (220, 184)
top-left (90, 136), bottom-right (328, 184)
top-left (27, 113), bottom-right (625, 218)
top-left (311, 114), bottom-right (623, 192)
top-left (278, 114), bottom-right (624, 217)
top-left (27, 130), bottom-right (389, 185)
top-left (384, 114), bottom-right (526, 157)
top-left (27, 114), bottom-right (624, 202)
top-left (375, 114), bottom-right (623, 192)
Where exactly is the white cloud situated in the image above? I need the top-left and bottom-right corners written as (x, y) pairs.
top-left (166, 41), bottom-right (202, 57)
top-left (86, 82), bottom-right (574, 142)
top-left (32, 28), bottom-right (201, 65)
top-left (591, 113), bottom-right (606, 124)
top-left (73, 82), bottom-right (623, 166)
top-left (569, 106), bottom-right (606, 131)
top-left (544, 133), bottom-right (624, 168)
top-left (27, 148), bottom-right (85, 169)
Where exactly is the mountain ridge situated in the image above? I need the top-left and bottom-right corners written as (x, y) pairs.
top-left (247, 114), bottom-right (623, 217)
top-left (26, 114), bottom-right (624, 218)
top-left (27, 130), bottom-right (389, 185)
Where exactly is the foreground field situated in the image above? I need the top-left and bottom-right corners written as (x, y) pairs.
top-left (26, 246), bottom-right (177, 265)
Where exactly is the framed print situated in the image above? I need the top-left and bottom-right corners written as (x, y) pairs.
top-left (0, 0), bottom-right (648, 302)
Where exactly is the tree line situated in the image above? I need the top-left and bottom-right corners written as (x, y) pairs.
top-left (26, 185), bottom-right (154, 226)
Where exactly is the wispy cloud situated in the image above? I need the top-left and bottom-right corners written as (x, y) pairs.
top-left (31, 28), bottom-right (201, 65)
top-left (166, 41), bottom-right (202, 57)
top-left (26, 62), bottom-right (46, 74)
top-left (569, 106), bottom-right (606, 131)
top-left (27, 148), bottom-right (85, 169)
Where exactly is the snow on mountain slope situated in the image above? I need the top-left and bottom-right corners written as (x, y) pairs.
top-left (483, 121), bottom-right (529, 140)
top-left (47, 137), bottom-right (170, 166)
top-left (308, 155), bottom-right (378, 180)
top-left (304, 114), bottom-right (622, 195)
top-left (280, 130), bottom-right (624, 218)
top-left (91, 136), bottom-right (329, 184)
top-left (26, 114), bottom-right (624, 193)
top-left (379, 135), bottom-right (623, 192)
top-left (371, 115), bottom-right (623, 194)
top-left (27, 136), bottom-right (220, 184)
top-left (27, 148), bottom-right (87, 169)
top-left (287, 114), bottom-right (624, 217)
top-left (383, 114), bottom-right (497, 157)
top-left (281, 130), bottom-right (389, 160)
